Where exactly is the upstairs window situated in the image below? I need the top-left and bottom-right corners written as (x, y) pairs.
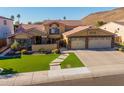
top-left (49, 27), bottom-right (60, 34)
top-left (3, 20), bottom-right (7, 25)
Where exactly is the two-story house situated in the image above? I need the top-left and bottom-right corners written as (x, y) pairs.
top-left (10, 20), bottom-right (114, 50)
top-left (0, 16), bottom-right (14, 47)
top-left (10, 20), bottom-right (82, 50)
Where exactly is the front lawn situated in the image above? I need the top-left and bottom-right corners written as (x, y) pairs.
top-left (0, 54), bottom-right (59, 73)
top-left (61, 53), bottom-right (85, 69)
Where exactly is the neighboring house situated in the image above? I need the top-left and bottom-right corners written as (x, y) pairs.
top-left (10, 20), bottom-right (82, 50)
top-left (100, 21), bottom-right (124, 43)
top-left (63, 26), bottom-right (114, 49)
top-left (0, 16), bottom-right (14, 47)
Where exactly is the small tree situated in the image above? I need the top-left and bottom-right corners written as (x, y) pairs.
top-left (96, 21), bottom-right (106, 27)
top-left (63, 16), bottom-right (66, 20)
top-left (17, 14), bottom-right (21, 24)
top-left (11, 40), bottom-right (20, 50)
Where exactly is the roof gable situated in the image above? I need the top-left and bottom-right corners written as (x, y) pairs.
top-left (63, 26), bottom-right (114, 37)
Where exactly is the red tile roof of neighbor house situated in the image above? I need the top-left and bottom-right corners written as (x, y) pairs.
top-left (43, 20), bottom-right (82, 26)
top-left (21, 24), bottom-right (45, 31)
top-left (63, 26), bottom-right (90, 36)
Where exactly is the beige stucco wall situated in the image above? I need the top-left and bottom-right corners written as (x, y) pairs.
top-left (100, 22), bottom-right (124, 43)
top-left (32, 44), bottom-right (57, 51)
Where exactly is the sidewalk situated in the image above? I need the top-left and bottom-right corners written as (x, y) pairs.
top-left (0, 67), bottom-right (91, 86)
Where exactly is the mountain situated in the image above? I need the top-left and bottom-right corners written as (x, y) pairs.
top-left (81, 7), bottom-right (124, 25)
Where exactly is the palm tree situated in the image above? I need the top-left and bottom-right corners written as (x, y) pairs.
top-left (10, 15), bottom-right (14, 20)
top-left (17, 14), bottom-right (21, 23)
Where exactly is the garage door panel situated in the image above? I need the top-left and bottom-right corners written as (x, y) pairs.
top-left (88, 37), bottom-right (112, 49)
top-left (71, 38), bottom-right (85, 49)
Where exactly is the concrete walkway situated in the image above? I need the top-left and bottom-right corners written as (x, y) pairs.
top-left (50, 54), bottom-right (69, 70)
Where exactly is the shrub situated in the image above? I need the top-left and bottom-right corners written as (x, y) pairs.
top-left (21, 49), bottom-right (27, 54)
top-left (96, 21), bottom-right (106, 27)
top-left (0, 68), bottom-right (17, 75)
top-left (118, 48), bottom-right (123, 51)
top-left (38, 48), bottom-right (45, 53)
top-left (52, 49), bottom-right (60, 54)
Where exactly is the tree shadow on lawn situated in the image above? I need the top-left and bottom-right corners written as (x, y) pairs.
top-left (0, 68), bottom-right (18, 79)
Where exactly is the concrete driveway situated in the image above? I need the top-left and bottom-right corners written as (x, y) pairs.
top-left (75, 49), bottom-right (124, 67)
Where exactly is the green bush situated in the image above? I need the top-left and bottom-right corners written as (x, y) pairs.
top-left (38, 48), bottom-right (45, 53)
top-left (21, 49), bottom-right (27, 54)
top-left (118, 48), bottom-right (124, 51)
top-left (0, 68), bottom-right (17, 75)
top-left (52, 49), bottom-right (60, 54)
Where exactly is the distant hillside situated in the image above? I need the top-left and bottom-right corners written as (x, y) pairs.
top-left (82, 7), bottom-right (124, 25)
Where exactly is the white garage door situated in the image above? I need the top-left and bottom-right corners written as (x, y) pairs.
top-left (88, 37), bottom-right (112, 49)
top-left (71, 38), bottom-right (85, 49)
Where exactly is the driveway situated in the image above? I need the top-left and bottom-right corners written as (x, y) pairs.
top-left (75, 49), bottom-right (124, 67)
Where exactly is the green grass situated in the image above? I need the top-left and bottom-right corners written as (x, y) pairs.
top-left (0, 54), bottom-right (59, 73)
top-left (61, 53), bottom-right (85, 69)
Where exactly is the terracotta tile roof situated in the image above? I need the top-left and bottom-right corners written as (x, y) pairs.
top-left (43, 20), bottom-right (82, 26)
top-left (15, 24), bottom-right (47, 36)
top-left (21, 24), bottom-right (45, 31)
top-left (63, 26), bottom-right (90, 36)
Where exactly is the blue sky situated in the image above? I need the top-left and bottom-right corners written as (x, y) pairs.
top-left (0, 7), bottom-right (115, 23)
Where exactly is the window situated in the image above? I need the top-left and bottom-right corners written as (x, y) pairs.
top-left (49, 27), bottom-right (60, 34)
top-left (3, 20), bottom-right (7, 25)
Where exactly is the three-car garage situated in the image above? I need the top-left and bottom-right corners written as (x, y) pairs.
top-left (70, 37), bottom-right (112, 49)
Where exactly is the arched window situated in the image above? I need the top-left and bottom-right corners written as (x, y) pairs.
top-left (49, 27), bottom-right (60, 34)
